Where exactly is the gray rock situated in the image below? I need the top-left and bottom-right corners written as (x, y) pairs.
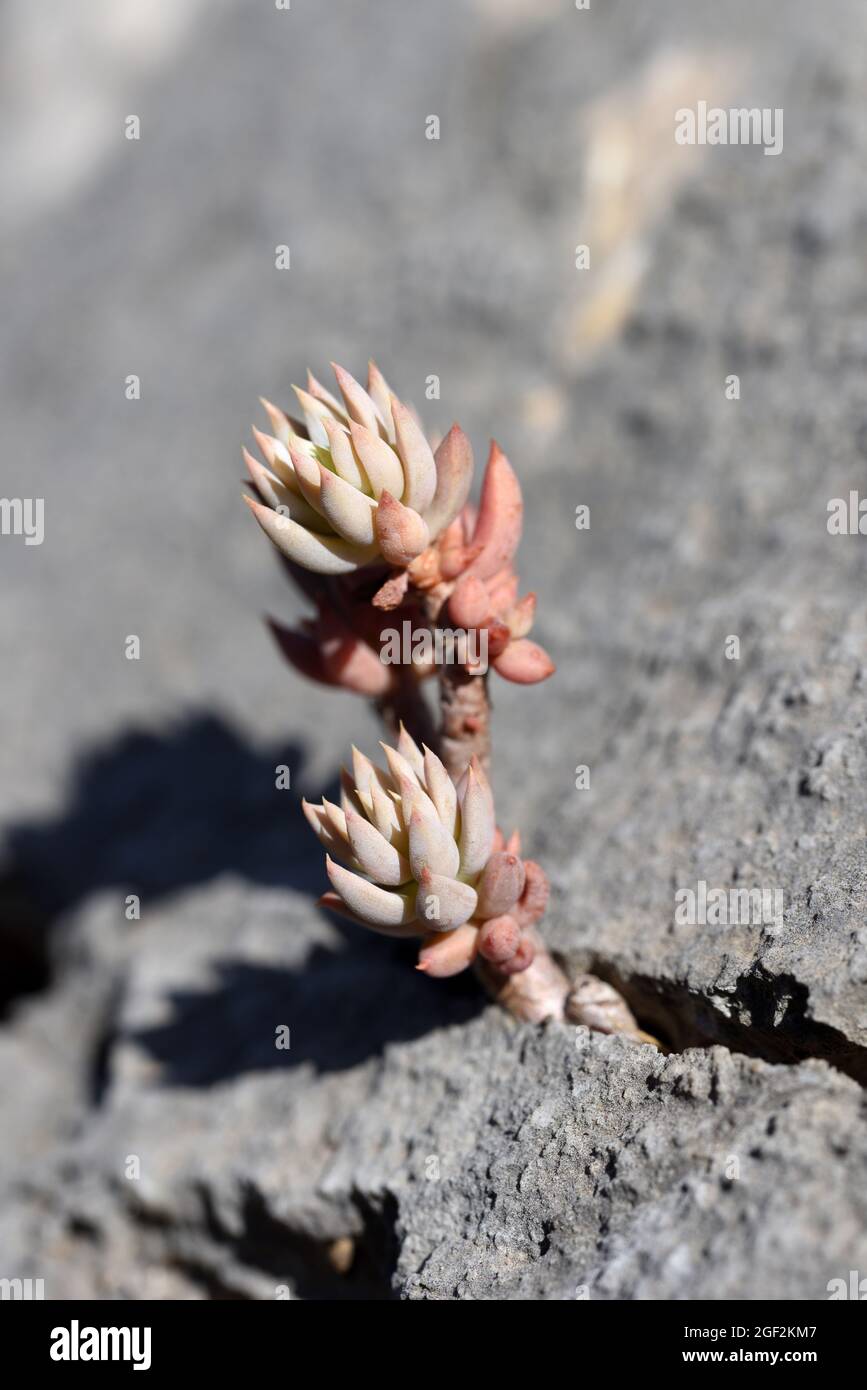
top-left (2, 0), bottom-right (867, 1301)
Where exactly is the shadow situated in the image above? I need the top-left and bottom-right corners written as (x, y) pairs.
top-left (0, 712), bottom-right (485, 1067)
top-left (128, 950), bottom-right (482, 1086)
top-left (0, 712), bottom-right (322, 1015)
top-left (4, 713), bottom-right (322, 920)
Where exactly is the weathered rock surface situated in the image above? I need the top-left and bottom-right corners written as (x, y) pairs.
top-left (2, 0), bottom-right (867, 1299)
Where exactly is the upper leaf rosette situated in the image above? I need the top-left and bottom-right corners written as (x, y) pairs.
top-left (243, 361), bottom-right (472, 575)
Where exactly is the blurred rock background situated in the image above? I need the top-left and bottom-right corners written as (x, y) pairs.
top-left (1, 0), bottom-right (867, 1298)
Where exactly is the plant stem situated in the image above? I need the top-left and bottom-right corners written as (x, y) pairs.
top-left (374, 674), bottom-right (436, 750)
top-left (436, 666), bottom-right (491, 780)
top-left (416, 580), bottom-right (653, 1043)
top-left (474, 929), bottom-right (571, 1023)
top-left (421, 586), bottom-right (491, 780)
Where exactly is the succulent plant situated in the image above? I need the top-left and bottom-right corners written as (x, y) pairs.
top-left (303, 726), bottom-right (548, 978)
top-left (242, 356), bottom-right (650, 1039)
top-left (243, 361), bottom-right (472, 575)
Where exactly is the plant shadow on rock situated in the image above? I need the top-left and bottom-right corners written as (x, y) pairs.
top-left (0, 713), bottom-right (484, 1070)
top-left (127, 949), bottom-right (481, 1086)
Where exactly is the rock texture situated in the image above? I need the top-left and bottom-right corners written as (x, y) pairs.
top-left (2, 0), bottom-right (867, 1299)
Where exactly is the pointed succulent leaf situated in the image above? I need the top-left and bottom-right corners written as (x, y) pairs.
top-left (306, 369), bottom-right (349, 422)
top-left (408, 808), bottom-right (461, 880)
top-left (243, 495), bottom-right (376, 574)
top-left (396, 723), bottom-right (426, 777)
top-left (326, 856), bottom-right (415, 929)
top-left (417, 923), bottom-right (479, 977)
top-left (375, 491), bottom-right (430, 566)
top-left (366, 360), bottom-right (395, 440)
top-left (292, 385), bottom-right (333, 447)
top-left (424, 425), bottom-right (474, 537)
top-left (345, 807), bottom-right (411, 886)
top-left (391, 396), bottom-right (437, 513)
top-left (331, 362), bottom-right (382, 436)
top-left (458, 765), bottom-right (496, 877)
top-left (259, 397), bottom-right (293, 447)
top-left (317, 465), bottom-right (377, 546)
top-left (466, 441), bottom-right (523, 580)
top-left (422, 745), bottom-right (458, 836)
top-left (348, 421), bottom-right (405, 499)
top-left (321, 415), bottom-right (367, 490)
top-left (415, 868), bottom-right (478, 931)
top-left (318, 890), bottom-right (421, 939)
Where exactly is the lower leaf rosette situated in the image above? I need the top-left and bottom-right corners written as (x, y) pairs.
top-left (304, 728), bottom-right (547, 977)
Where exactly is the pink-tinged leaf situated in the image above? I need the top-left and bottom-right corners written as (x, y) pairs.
top-left (321, 636), bottom-right (394, 696)
top-left (259, 397), bottom-right (292, 446)
top-left (466, 441), bottom-right (523, 580)
top-left (484, 622), bottom-right (512, 661)
top-left (375, 491), bottom-right (430, 566)
top-left (326, 856), bottom-right (416, 931)
top-left (417, 923), bottom-right (479, 977)
top-left (302, 799), bottom-right (357, 867)
top-left (493, 934), bottom-right (535, 975)
top-left (414, 867), bottom-right (478, 931)
top-left (371, 568), bottom-right (410, 610)
top-left (424, 425), bottom-right (474, 537)
top-left (318, 890), bottom-right (422, 938)
top-left (486, 566), bottom-right (520, 613)
top-left (408, 808), bottom-right (460, 880)
top-left (477, 914), bottom-right (520, 965)
top-left (366, 360), bottom-right (396, 440)
top-left (321, 415), bottom-right (366, 489)
top-left (514, 859), bottom-right (550, 929)
top-left (396, 724), bottom-right (426, 777)
top-left (348, 421), bottom-right (404, 499)
top-left (243, 448), bottom-right (324, 530)
top-left (391, 397), bottom-right (437, 513)
top-left (422, 746), bottom-right (458, 836)
top-left (448, 574), bottom-right (491, 629)
top-left (317, 464), bottom-right (377, 546)
top-left (306, 369), bottom-right (348, 421)
top-left (251, 426), bottom-right (299, 491)
top-left (331, 362), bottom-right (382, 436)
top-left (458, 765), bottom-right (496, 877)
top-left (291, 385), bottom-right (333, 447)
top-left (345, 807), bottom-right (411, 886)
top-left (492, 638), bottom-right (555, 684)
top-left (267, 615), bottom-right (393, 697)
top-left (476, 852), bottom-right (526, 919)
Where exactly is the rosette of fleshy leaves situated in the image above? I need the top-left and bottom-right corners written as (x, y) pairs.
top-left (243, 361), bottom-right (473, 575)
top-left (303, 728), bottom-right (549, 977)
top-left (244, 362), bottom-right (554, 690)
